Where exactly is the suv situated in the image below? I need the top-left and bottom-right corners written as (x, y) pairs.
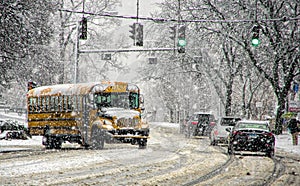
top-left (210, 116), bottom-right (241, 145)
top-left (185, 112), bottom-right (215, 138)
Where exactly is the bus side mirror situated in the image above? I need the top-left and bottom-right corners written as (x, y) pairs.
top-left (225, 127), bottom-right (232, 132)
top-left (139, 95), bottom-right (144, 104)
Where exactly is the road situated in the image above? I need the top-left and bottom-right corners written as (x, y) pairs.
top-left (0, 122), bottom-right (299, 186)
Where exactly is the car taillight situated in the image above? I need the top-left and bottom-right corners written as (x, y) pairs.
top-left (191, 121), bottom-right (198, 125)
top-left (263, 132), bottom-right (274, 137)
top-left (233, 130), bottom-right (242, 135)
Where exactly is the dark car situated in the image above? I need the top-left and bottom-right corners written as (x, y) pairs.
top-left (210, 116), bottom-right (241, 145)
top-left (185, 112), bottom-right (215, 138)
top-left (227, 120), bottom-right (275, 157)
top-left (0, 119), bottom-right (30, 140)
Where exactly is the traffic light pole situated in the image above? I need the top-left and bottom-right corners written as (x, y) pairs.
top-left (74, 22), bottom-right (80, 84)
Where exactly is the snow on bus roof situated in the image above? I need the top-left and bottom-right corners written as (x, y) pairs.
top-left (28, 81), bottom-right (138, 97)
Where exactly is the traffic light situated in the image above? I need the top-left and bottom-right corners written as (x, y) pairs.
top-left (169, 25), bottom-right (176, 40)
top-left (27, 80), bottom-right (37, 91)
top-left (177, 25), bottom-right (186, 53)
top-left (80, 17), bottom-right (87, 40)
top-left (148, 57), bottom-right (157, 64)
top-left (251, 25), bottom-right (260, 47)
top-left (129, 23), bottom-right (143, 46)
top-left (136, 23), bottom-right (143, 46)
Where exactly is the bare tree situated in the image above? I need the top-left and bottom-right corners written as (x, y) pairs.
top-left (202, 0), bottom-right (299, 134)
top-left (0, 0), bottom-right (56, 88)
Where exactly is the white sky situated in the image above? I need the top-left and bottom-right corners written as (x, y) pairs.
top-left (107, 1), bottom-right (163, 82)
top-left (118, 0), bottom-right (162, 16)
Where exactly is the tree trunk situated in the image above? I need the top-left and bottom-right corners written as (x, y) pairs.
top-left (225, 82), bottom-right (233, 116)
top-left (274, 94), bottom-right (287, 135)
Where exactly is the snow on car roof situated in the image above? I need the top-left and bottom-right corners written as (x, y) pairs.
top-left (236, 120), bottom-right (269, 131)
top-left (193, 112), bottom-right (213, 115)
top-left (237, 119), bottom-right (269, 125)
top-left (219, 116), bottom-right (241, 119)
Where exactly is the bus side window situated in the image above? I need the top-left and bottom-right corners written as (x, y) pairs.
top-left (66, 96), bottom-right (72, 111)
top-left (40, 97), bottom-right (43, 112)
top-left (28, 97), bottom-right (37, 113)
top-left (77, 96), bottom-right (80, 111)
top-left (43, 97), bottom-right (47, 111)
top-left (50, 96), bottom-right (55, 111)
top-left (42, 97), bottom-right (46, 112)
top-left (36, 97), bottom-right (41, 112)
top-left (72, 96), bottom-right (77, 111)
top-left (73, 95), bottom-right (81, 111)
top-left (53, 96), bottom-right (58, 111)
top-left (58, 96), bottom-right (62, 111)
top-left (63, 96), bottom-right (68, 111)
top-left (46, 96), bottom-right (50, 111)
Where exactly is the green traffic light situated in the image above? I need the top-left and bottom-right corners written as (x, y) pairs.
top-left (178, 38), bottom-right (186, 47)
top-left (251, 38), bottom-right (260, 47)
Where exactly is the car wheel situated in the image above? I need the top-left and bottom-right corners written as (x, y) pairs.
top-left (53, 138), bottom-right (62, 149)
top-left (138, 139), bottom-right (147, 149)
top-left (211, 139), bottom-right (217, 146)
top-left (228, 146), bottom-right (233, 155)
top-left (266, 148), bottom-right (275, 158)
top-left (213, 140), bottom-right (218, 146)
top-left (45, 137), bottom-right (54, 149)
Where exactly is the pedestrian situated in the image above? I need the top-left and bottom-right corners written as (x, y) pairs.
top-left (286, 117), bottom-right (300, 145)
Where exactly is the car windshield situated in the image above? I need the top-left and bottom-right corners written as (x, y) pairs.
top-left (220, 118), bottom-right (240, 126)
top-left (237, 123), bottom-right (268, 130)
top-left (198, 114), bottom-right (210, 122)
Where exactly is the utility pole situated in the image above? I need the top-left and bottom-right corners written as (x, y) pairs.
top-left (74, 22), bottom-right (79, 84)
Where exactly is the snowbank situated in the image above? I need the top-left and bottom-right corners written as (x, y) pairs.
top-left (275, 131), bottom-right (300, 155)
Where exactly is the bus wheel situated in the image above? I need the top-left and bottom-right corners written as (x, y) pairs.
top-left (91, 127), bottom-right (104, 150)
top-left (44, 137), bottom-right (54, 149)
top-left (138, 139), bottom-right (147, 149)
top-left (53, 138), bottom-right (62, 149)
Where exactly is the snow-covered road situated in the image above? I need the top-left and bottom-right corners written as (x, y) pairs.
top-left (1, 120), bottom-right (299, 185)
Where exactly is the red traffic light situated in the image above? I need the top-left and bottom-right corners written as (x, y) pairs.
top-left (80, 17), bottom-right (87, 40)
top-left (28, 80), bottom-right (37, 91)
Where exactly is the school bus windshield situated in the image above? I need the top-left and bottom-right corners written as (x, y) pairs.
top-left (94, 92), bottom-right (139, 109)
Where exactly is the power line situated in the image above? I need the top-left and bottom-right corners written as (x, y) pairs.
top-left (59, 9), bottom-right (300, 23)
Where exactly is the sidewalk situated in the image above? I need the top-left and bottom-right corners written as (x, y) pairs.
top-left (275, 131), bottom-right (300, 154)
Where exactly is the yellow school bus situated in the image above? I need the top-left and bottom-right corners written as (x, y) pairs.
top-left (27, 81), bottom-right (149, 149)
